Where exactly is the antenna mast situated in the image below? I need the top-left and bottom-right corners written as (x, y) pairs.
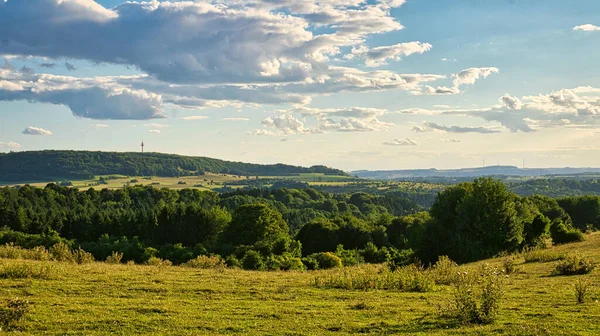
top-left (141, 139), bottom-right (145, 153)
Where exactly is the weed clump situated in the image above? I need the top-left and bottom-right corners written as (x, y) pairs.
top-left (105, 251), bottom-right (123, 264)
top-left (502, 257), bottom-right (518, 274)
top-left (574, 277), bottom-right (592, 304)
top-left (442, 264), bottom-right (507, 324)
top-left (0, 263), bottom-right (57, 279)
top-left (553, 254), bottom-right (595, 276)
top-left (0, 298), bottom-right (29, 331)
top-left (523, 248), bottom-right (565, 263)
top-left (184, 255), bottom-right (226, 270)
top-left (145, 257), bottom-right (172, 266)
top-left (0, 244), bottom-right (50, 261)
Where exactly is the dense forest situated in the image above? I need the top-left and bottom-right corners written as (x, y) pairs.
top-left (0, 178), bottom-right (596, 269)
top-left (0, 150), bottom-right (347, 182)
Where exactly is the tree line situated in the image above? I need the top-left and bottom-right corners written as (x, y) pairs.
top-left (0, 150), bottom-right (347, 182)
top-left (0, 178), bottom-right (595, 269)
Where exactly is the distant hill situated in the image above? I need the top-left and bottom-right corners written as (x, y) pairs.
top-left (353, 166), bottom-right (600, 179)
top-left (0, 150), bottom-right (347, 182)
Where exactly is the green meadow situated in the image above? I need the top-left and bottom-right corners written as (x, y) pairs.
top-left (2, 234), bottom-right (600, 335)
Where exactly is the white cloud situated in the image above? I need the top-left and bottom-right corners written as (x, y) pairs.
top-left (442, 138), bottom-right (461, 143)
top-left (180, 116), bottom-right (208, 121)
top-left (452, 67), bottom-right (499, 89)
top-left (22, 126), bottom-right (53, 135)
top-left (573, 24), bottom-right (600, 32)
top-left (148, 129), bottom-right (161, 134)
top-left (423, 122), bottom-right (501, 134)
top-left (499, 94), bottom-right (522, 110)
top-left (0, 141), bottom-right (20, 149)
top-left (221, 117), bottom-right (250, 121)
top-left (383, 137), bottom-right (419, 146)
top-left (348, 41), bottom-right (432, 67)
top-left (441, 57), bottom-right (457, 62)
top-left (425, 85), bottom-right (460, 95)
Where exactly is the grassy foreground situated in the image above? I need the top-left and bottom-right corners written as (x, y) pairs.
top-left (2, 235), bottom-right (600, 335)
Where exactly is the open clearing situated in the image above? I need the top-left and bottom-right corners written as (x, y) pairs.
top-left (2, 234), bottom-right (600, 335)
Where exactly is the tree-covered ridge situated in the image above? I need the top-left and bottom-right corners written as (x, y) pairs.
top-left (0, 150), bottom-right (348, 182)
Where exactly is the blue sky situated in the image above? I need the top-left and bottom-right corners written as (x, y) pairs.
top-left (1, 0), bottom-right (600, 171)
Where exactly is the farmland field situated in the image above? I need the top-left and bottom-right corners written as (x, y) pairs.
top-left (2, 234), bottom-right (600, 335)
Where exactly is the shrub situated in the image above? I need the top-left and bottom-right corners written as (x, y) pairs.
top-left (301, 256), bottom-right (319, 270)
top-left (335, 245), bottom-right (363, 267)
top-left (314, 264), bottom-right (435, 292)
top-left (106, 251), bottom-right (123, 264)
top-left (0, 298), bottom-right (29, 331)
top-left (553, 254), bottom-right (595, 276)
top-left (0, 244), bottom-right (50, 261)
top-left (145, 257), bottom-right (172, 266)
top-left (574, 278), bottom-right (592, 304)
top-left (523, 248), bottom-right (565, 263)
top-left (502, 257), bottom-right (518, 275)
top-left (225, 255), bottom-right (242, 269)
top-left (241, 250), bottom-right (265, 271)
top-left (0, 263), bottom-right (56, 279)
top-left (444, 264), bottom-right (506, 324)
top-left (431, 256), bottom-right (459, 285)
top-left (72, 248), bottom-right (95, 264)
top-left (550, 221), bottom-right (585, 245)
top-left (49, 242), bottom-right (73, 262)
top-left (311, 252), bottom-right (342, 269)
top-left (185, 255), bottom-right (226, 270)
top-left (279, 256), bottom-right (305, 271)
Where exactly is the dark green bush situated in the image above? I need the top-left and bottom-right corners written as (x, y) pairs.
top-left (242, 250), bottom-right (266, 271)
top-left (553, 254), bottom-right (595, 275)
top-left (550, 220), bottom-right (585, 244)
top-left (302, 256), bottom-right (319, 270)
top-left (225, 255), bottom-right (242, 268)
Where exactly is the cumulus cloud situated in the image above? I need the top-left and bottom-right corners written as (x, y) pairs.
top-left (180, 116), bottom-right (208, 121)
top-left (221, 117), bottom-right (250, 121)
top-left (452, 67), bottom-right (499, 89)
top-left (144, 123), bottom-right (169, 128)
top-left (499, 94), bottom-right (522, 110)
top-left (0, 68), bottom-right (164, 120)
top-left (424, 67), bottom-right (498, 95)
top-left (573, 24), bottom-right (600, 32)
top-left (348, 41), bottom-right (432, 67)
top-left (442, 138), bottom-right (461, 143)
top-left (423, 122), bottom-right (500, 134)
top-left (382, 137), bottom-right (419, 146)
top-left (148, 129), bottom-right (161, 134)
top-left (412, 125), bottom-right (428, 133)
top-left (23, 126), bottom-right (53, 135)
top-left (0, 141), bottom-right (21, 149)
top-left (250, 105), bottom-right (394, 135)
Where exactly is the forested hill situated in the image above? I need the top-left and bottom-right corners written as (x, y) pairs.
top-left (0, 150), bottom-right (347, 182)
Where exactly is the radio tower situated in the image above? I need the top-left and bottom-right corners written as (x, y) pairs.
top-left (141, 139), bottom-right (145, 153)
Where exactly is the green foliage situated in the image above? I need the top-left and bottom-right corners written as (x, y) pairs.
top-left (222, 203), bottom-right (289, 252)
top-left (49, 242), bottom-right (74, 262)
top-left (0, 298), bottom-right (29, 331)
top-left (444, 264), bottom-right (506, 324)
top-left (224, 255), bottom-right (242, 268)
top-left (241, 250), bottom-right (265, 271)
top-left (145, 257), bottom-right (172, 266)
top-left (557, 196), bottom-right (600, 231)
top-left (574, 278), bottom-right (592, 304)
top-left (314, 264), bottom-right (435, 292)
top-left (550, 220), bottom-right (585, 244)
top-left (72, 248), bottom-right (95, 264)
top-left (431, 256), bottom-right (459, 285)
top-left (0, 150), bottom-right (347, 182)
top-left (0, 263), bottom-right (57, 279)
top-left (105, 251), bottom-right (123, 264)
top-left (0, 243), bottom-right (50, 261)
top-left (310, 252), bottom-right (342, 269)
top-left (501, 257), bottom-right (518, 275)
top-left (334, 245), bottom-right (364, 267)
top-left (522, 248), bottom-right (565, 263)
top-left (553, 254), bottom-right (595, 275)
top-left (301, 256), bottom-right (319, 270)
top-left (184, 255), bottom-right (226, 270)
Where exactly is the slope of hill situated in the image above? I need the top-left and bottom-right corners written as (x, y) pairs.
top-left (0, 150), bottom-right (347, 182)
top-left (353, 166), bottom-right (600, 179)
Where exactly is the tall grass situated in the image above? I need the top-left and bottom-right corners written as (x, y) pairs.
top-left (522, 248), bottom-right (565, 263)
top-left (0, 262), bottom-right (58, 279)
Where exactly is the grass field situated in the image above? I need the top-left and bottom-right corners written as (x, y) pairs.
top-left (2, 235), bottom-right (600, 335)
